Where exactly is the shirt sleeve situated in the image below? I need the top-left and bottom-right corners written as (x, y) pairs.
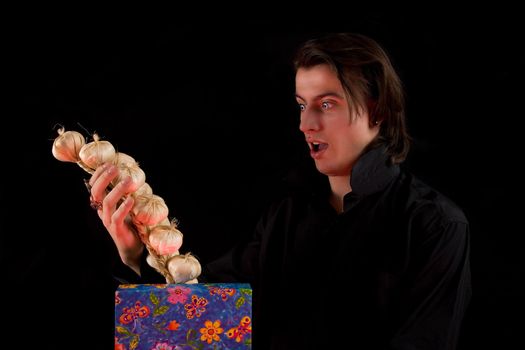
top-left (390, 220), bottom-right (472, 350)
top-left (201, 230), bottom-right (261, 284)
top-left (201, 203), bottom-right (274, 284)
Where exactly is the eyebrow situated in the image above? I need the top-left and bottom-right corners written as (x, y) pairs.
top-left (295, 92), bottom-right (345, 101)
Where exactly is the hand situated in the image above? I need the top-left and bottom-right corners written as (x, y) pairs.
top-left (88, 163), bottom-right (144, 275)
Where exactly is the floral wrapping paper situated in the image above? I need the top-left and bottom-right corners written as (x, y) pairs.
top-left (115, 283), bottom-right (252, 350)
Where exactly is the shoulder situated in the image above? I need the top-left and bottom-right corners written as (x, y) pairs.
top-left (394, 170), bottom-right (469, 232)
top-left (390, 170), bottom-right (471, 263)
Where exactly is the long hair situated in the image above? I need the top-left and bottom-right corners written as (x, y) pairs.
top-left (293, 33), bottom-right (411, 164)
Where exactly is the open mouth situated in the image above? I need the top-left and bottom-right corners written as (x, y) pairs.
top-left (311, 142), bottom-right (328, 153)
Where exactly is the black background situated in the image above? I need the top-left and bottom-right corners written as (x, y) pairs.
top-left (2, 8), bottom-right (523, 349)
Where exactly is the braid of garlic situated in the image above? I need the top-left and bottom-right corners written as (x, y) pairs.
top-left (135, 218), bottom-right (185, 284)
top-left (139, 225), bottom-right (176, 284)
top-left (131, 195), bottom-right (200, 284)
top-left (51, 127), bottom-right (201, 284)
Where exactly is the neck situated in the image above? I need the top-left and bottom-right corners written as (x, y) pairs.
top-left (328, 175), bottom-right (352, 213)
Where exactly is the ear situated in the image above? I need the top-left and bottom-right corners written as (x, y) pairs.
top-left (367, 99), bottom-right (380, 126)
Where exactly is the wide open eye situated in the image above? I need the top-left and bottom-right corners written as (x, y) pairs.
top-left (298, 104), bottom-right (306, 111)
top-left (321, 101), bottom-right (331, 110)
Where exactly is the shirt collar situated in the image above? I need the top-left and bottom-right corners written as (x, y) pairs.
top-left (282, 146), bottom-right (400, 202)
top-left (348, 146), bottom-right (400, 197)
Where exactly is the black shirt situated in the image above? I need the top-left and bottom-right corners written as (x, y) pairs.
top-left (116, 146), bottom-right (471, 349)
top-left (203, 146), bottom-right (471, 349)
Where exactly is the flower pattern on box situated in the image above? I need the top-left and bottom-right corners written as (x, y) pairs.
top-left (115, 283), bottom-right (252, 350)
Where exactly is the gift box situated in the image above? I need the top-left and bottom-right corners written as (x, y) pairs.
top-left (115, 283), bottom-right (252, 350)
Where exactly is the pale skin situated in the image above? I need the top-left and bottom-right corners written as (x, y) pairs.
top-left (296, 64), bottom-right (380, 213)
top-left (89, 163), bottom-right (143, 275)
top-left (89, 63), bottom-right (380, 273)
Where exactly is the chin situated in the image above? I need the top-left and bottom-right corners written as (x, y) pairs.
top-left (315, 164), bottom-right (335, 176)
top-left (314, 162), bottom-right (350, 177)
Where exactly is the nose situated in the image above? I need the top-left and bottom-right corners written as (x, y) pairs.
top-left (299, 108), bottom-right (321, 133)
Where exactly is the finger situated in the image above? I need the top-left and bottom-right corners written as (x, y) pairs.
top-left (90, 164), bottom-right (118, 203)
top-left (101, 176), bottom-right (134, 225)
top-left (113, 196), bottom-right (135, 227)
top-left (88, 162), bottom-right (112, 188)
top-left (106, 196), bottom-right (135, 241)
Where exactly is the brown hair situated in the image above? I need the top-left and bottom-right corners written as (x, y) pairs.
top-left (293, 33), bottom-right (411, 164)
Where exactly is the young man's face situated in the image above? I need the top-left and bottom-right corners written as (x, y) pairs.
top-left (296, 64), bottom-right (379, 177)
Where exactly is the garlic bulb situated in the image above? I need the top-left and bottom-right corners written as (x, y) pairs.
top-left (148, 224), bottom-right (183, 255)
top-left (134, 182), bottom-right (153, 197)
top-left (134, 215), bottom-right (170, 239)
top-left (156, 217), bottom-right (171, 227)
top-left (146, 248), bottom-right (180, 271)
top-left (52, 127), bottom-right (86, 163)
top-left (131, 194), bottom-right (169, 227)
top-left (113, 152), bottom-right (136, 167)
top-left (111, 163), bottom-right (146, 194)
top-left (167, 253), bottom-right (202, 283)
top-left (78, 133), bottom-right (116, 170)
